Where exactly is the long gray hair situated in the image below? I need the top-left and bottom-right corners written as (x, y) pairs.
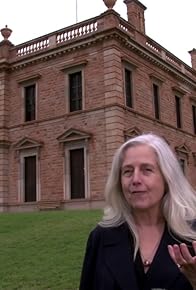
top-left (99, 133), bottom-right (196, 257)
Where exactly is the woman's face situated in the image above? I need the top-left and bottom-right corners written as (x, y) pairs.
top-left (121, 144), bottom-right (165, 212)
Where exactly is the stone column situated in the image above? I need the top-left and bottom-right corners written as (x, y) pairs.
top-left (0, 26), bottom-right (12, 211)
top-left (103, 45), bottom-right (125, 172)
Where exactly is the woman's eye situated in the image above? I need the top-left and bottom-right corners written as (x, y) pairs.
top-left (122, 170), bottom-right (132, 176)
top-left (143, 168), bottom-right (152, 173)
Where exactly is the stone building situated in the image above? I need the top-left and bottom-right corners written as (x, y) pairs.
top-left (0, 0), bottom-right (195, 212)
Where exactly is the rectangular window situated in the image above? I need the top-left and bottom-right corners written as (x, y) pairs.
top-left (24, 156), bottom-right (36, 202)
top-left (179, 158), bottom-right (185, 174)
top-left (192, 105), bottom-right (196, 134)
top-left (24, 84), bottom-right (36, 121)
top-left (175, 95), bottom-right (182, 128)
top-left (69, 71), bottom-right (82, 112)
top-left (69, 148), bottom-right (85, 199)
top-left (153, 84), bottom-right (160, 119)
top-left (125, 68), bottom-right (133, 108)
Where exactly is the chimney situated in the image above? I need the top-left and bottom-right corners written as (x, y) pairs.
top-left (189, 49), bottom-right (196, 70)
top-left (124, 0), bottom-right (146, 34)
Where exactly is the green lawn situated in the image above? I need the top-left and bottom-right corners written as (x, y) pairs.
top-left (0, 209), bottom-right (102, 290)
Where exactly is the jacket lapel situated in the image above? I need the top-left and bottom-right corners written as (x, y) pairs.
top-left (103, 223), bottom-right (139, 290)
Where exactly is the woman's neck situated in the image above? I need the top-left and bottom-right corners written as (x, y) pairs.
top-left (132, 209), bottom-right (165, 227)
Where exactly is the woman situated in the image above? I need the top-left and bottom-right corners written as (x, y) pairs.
top-left (79, 133), bottom-right (196, 290)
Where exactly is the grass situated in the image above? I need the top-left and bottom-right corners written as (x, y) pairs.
top-left (0, 209), bottom-right (102, 290)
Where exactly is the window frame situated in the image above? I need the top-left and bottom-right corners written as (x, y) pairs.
top-left (23, 83), bottom-right (37, 122)
top-left (172, 87), bottom-right (185, 130)
top-left (69, 71), bottom-right (83, 112)
top-left (192, 104), bottom-right (196, 134)
top-left (175, 144), bottom-right (190, 175)
top-left (64, 141), bottom-right (89, 200)
top-left (124, 67), bottom-right (133, 108)
top-left (122, 61), bottom-right (137, 109)
top-left (178, 157), bottom-right (186, 174)
top-left (149, 74), bottom-right (164, 121)
top-left (152, 83), bottom-right (160, 120)
top-left (19, 149), bottom-right (40, 203)
top-left (17, 75), bottom-right (40, 124)
top-left (175, 94), bottom-right (182, 129)
top-left (64, 64), bottom-right (85, 113)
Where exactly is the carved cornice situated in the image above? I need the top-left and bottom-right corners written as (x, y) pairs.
top-left (6, 27), bottom-right (196, 89)
top-left (123, 38), bottom-right (196, 89)
top-left (172, 86), bottom-right (188, 95)
top-left (149, 73), bottom-right (165, 83)
top-left (17, 73), bottom-right (41, 84)
top-left (121, 56), bottom-right (139, 69)
top-left (59, 59), bottom-right (88, 71)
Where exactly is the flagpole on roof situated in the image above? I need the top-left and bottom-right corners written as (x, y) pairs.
top-left (76, 0), bottom-right (78, 23)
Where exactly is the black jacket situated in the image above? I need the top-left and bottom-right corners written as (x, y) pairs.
top-left (79, 223), bottom-right (194, 290)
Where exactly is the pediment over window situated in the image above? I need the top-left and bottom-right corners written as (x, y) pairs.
top-left (172, 86), bottom-right (187, 95)
top-left (13, 137), bottom-right (43, 151)
top-left (124, 127), bottom-right (141, 139)
top-left (57, 128), bottom-right (91, 143)
top-left (17, 73), bottom-right (41, 85)
top-left (121, 57), bottom-right (139, 69)
top-left (149, 73), bottom-right (165, 83)
top-left (175, 143), bottom-right (190, 157)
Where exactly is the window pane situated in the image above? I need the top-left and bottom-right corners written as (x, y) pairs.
top-left (192, 105), bottom-right (196, 134)
top-left (125, 69), bottom-right (132, 108)
top-left (175, 95), bottom-right (181, 128)
top-left (70, 148), bottom-right (85, 199)
top-left (24, 156), bottom-right (36, 202)
top-left (25, 84), bottom-right (36, 121)
top-left (153, 84), bottom-right (160, 119)
top-left (69, 72), bottom-right (82, 112)
top-left (179, 158), bottom-right (185, 174)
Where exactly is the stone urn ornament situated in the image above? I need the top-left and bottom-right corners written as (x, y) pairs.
top-left (103, 0), bottom-right (117, 9)
top-left (1, 25), bottom-right (12, 40)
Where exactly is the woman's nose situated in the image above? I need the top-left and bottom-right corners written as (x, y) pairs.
top-left (132, 170), bottom-right (142, 184)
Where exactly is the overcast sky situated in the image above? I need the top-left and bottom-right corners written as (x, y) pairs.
top-left (0, 0), bottom-right (195, 66)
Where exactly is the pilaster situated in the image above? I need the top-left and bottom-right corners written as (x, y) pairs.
top-left (0, 27), bottom-right (12, 208)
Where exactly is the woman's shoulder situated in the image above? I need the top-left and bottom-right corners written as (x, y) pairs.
top-left (89, 222), bottom-right (128, 242)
